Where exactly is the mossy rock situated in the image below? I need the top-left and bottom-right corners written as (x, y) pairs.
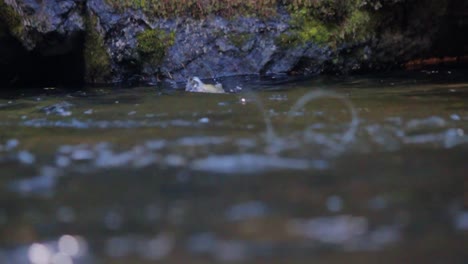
top-left (136, 28), bottom-right (175, 67)
top-left (84, 13), bottom-right (111, 83)
top-left (288, 0), bottom-right (356, 23)
top-left (276, 8), bottom-right (336, 47)
top-left (0, 1), bottom-right (23, 38)
top-left (277, 1), bottom-right (378, 48)
top-left (339, 9), bottom-right (372, 42)
top-left (227, 32), bottom-right (254, 50)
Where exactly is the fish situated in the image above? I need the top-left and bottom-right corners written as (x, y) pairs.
top-left (185, 77), bottom-right (225, 93)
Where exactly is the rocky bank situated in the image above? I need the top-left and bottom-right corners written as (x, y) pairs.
top-left (0, 0), bottom-right (466, 86)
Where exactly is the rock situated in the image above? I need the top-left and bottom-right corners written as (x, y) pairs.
top-left (0, 0), bottom-right (466, 86)
top-left (2, 0), bottom-right (84, 53)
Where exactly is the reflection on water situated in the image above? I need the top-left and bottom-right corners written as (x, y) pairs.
top-left (0, 70), bottom-right (467, 263)
top-left (0, 235), bottom-right (89, 264)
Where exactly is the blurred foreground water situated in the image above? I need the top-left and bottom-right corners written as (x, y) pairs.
top-left (0, 70), bottom-right (467, 263)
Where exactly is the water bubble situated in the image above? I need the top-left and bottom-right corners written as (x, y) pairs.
top-left (18, 151), bottom-right (35, 164)
top-left (198, 117), bottom-right (210, 123)
top-left (71, 149), bottom-right (94, 160)
top-left (443, 128), bottom-right (468, 148)
top-left (287, 215), bottom-right (368, 244)
top-left (58, 235), bottom-right (80, 257)
top-left (145, 140), bottom-right (167, 150)
top-left (94, 149), bottom-right (134, 168)
top-left (450, 114), bottom-right (461, 121)
top-left (56, 156), bottom-right (71, 167)
top-left (165, 154), bottom-right (186, 167)
top-left (5, 139), bottom-right (19, 150)
top-left (28, 243), bottom-right (51, 264)
top-left (133, 153), bottom-right (158, 168)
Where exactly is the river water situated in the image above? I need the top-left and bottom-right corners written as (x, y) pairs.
top-left (0, 69), bottom-right (467, 263)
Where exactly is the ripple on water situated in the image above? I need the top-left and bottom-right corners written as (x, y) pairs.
top-left (225, 201), bottom-right (269, 221)
top-left (286, 215), bottom-right (401, 251)
top-left (190, 154), bottom-right (328, 174)
top-left (105, 233), bottom-right (174, 260)
top-left (8, 166), bottom-right (60, 196)
top-left (176, 136), bottom-right (228, 146)
top-left (19, 117), bottom-right (209, 129)
top-left (362, 116), bottom-right (468, 150)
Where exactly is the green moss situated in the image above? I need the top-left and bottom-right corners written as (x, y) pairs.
top-left (227, 32), bottom-right (253, 50)
top-left (288, 0), bottom-right (360, 23)
top-left (0, 1), bottom-right (23, 38)
top-left (84, 13), bottom-right (111, 83)
top-left (337, 9), bottom-right (372, 42)
top-left (276, 1), bottom-right (378, 48)
top-left (136, 28), bottom-right (175, 66)
top-left (276, 8), bottom-right (335, 47)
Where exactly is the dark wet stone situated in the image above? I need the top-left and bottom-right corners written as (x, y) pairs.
top-left (5, 0), bottom-right (84, 53)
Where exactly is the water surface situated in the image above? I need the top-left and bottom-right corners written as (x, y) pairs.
top-left (0, 70), bottom-right (467, 263)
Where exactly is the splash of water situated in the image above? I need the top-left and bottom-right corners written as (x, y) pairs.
top-left (287, 90), bottom-right (359, 153)
top-left (245, 90), bottom-right (359, 155)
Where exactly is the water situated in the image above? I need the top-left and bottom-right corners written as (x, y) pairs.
top-left (0, 70), bottom-right (467, 263)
